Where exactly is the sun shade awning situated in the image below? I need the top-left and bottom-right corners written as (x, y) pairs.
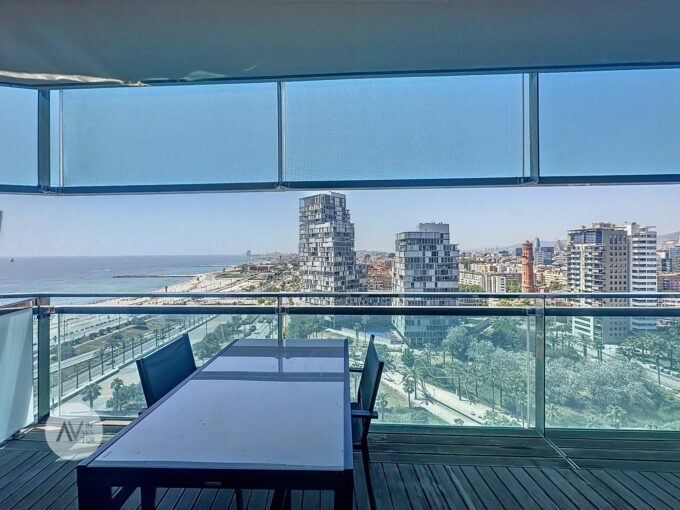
top-left (1, 0), bottom-right (680, 88)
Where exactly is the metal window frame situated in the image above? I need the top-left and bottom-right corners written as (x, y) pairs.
top-left (2, 69), bottom-right (680, 194)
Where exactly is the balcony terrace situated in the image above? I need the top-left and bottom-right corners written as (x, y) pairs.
top-left (2, 292), bottom-right (680, 508)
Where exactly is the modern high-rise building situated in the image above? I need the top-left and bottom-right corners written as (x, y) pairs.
top-left (392, 223), bottom-right (459, 347)
top-left (298, 192), bottom-right (362, 304)
top-left (567, 223), bottom-right (657, 344)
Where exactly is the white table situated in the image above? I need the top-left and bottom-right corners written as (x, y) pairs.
top-left (77, 338), bottom-right (353, 509)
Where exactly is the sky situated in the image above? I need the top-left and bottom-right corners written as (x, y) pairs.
top-left (1, 69), bottom-right (680, 256)
top-left (1, 185), bottom-right (679, 256)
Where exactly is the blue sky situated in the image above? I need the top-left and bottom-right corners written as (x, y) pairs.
top-left (1, 186), bottom-right (679, 256)
top-left (1, 70), bottom-right (680, 256)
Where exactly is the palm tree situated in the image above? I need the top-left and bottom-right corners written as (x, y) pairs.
top-left (81, 383), bottom-right (102, 409)
top-left (376, 393), bottom-right (388, 418)
top-left (403, 376), bottom-right (415, 408)
top-left (361, 315), bottom-right (369, 345)
top-left (353, 323), bottom-right (362, 346)
top-left (110, 378), bottom-right (125, 413)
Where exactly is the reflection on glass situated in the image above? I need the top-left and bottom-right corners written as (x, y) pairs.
top-left (545, 316), bottom-right (680, 430)
top-left (54, 313), bottom-right (276, 417)
top-left (285, 314), bottom-right (535, 428)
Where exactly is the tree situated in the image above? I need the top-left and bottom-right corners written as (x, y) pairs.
top-left (506, 280), bottom-right (521, 293)
top-left (361, 315), bottom-right (369, 345)
top-left (605, 405), bottom-right (626, 429)
top-left (401, 347), bottom-right (415, 369)
top-left (442, 326), bottom-right (471, 361)
top-left (81, 382), bottom-right (101, 409)
top-left (109, 378), bottom-right (125, 413)
top-left (403, 376), bottom-right (416, 407)
top-left (578, 333), bottom-right (591, 358)
top-left (376, 393), bottom-right (388, 418)
top-left (353, 323), bottom-right (362, 345)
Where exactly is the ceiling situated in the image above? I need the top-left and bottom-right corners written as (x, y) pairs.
top-left (1, 0), bottom-right (680, 88)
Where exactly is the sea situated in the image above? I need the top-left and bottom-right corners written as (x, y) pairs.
top-left (0, 255), bottom-right (249, 301)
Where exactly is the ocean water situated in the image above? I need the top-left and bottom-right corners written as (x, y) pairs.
top-left (0, 255), bottom-right (248, 298)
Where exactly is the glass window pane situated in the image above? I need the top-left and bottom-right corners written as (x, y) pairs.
top-left (0, 87), bottom-right (36, 185)
top-left (61, 84), bottom-right (278, 186)
top-left (540, 69), bottom-right (680, 177)
top-left (284, 75), bottom-right (528, 183)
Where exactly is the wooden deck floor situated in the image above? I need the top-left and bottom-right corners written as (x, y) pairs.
top-left (2, 424), bottom-right (680, 509)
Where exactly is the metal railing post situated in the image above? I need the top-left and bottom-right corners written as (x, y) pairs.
top-left (528, 73), bottom-right (540, 183)
top-left (37, 297), bottom-right (51, 421)
top-left (535, 296), bottom-right (546, 435)
top-left (277, 295), bottom-right (284, 340)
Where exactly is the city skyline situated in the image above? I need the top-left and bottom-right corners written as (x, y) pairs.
top-left (2, 185), bottom-right (680, 257)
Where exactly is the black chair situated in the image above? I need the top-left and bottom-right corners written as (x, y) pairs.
top-left (136, 333), bottom-right (197, 407)
top-left (135, 334), bottom-right (243, 510)
top-left (349, 335), bottom-right (385, 453)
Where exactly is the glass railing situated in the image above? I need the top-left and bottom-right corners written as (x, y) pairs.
top-left (1, 292), bottom-right (679, 434)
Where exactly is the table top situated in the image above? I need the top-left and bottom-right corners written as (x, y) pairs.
top-left (88, 338), bottom-right (352, 472)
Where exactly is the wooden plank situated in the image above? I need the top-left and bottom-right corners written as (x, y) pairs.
top-left (0, 451), bottom-right (55, 496)
top-left (174, 487), bottom-right (201, 510)
top-left (606, 471), bottom-right (675, 510)
top-left (193, 487), bottom-right (219, 510)
top-left (210, 489), bottom-right (236, 509)
top-left (548, 468), bottom-right (615, 510)
top-left (413, 463), bottom-right (450, 510)
top-left (459, 466), bottom-right (505, 510)
top-left (371, 434), bottom-right (551, 448)
top-left (320, 490), bottom-right (333, 510)
top-left (289, 490), bottom-right (303, 510)
top-left (352, 455), bottom-right (371, 510)
top-left (368, 451), bottom-right (569, 468)
top-left (573, 471), bottom-right (636, 510)
top-left (0, 458), bottom-right (76, 509)
top-left (397, 464), bottom-right (429, 509)
top-left (428, 464), bottom-right (468, 509)
top-left (539, 468), bottom-right (597, 510)
top-left (658, 472), bottom-right (680, 491)
top-left (301, 490), bottom-right (320, 510)
top-left (546, 429), bottom-right (680, 441)
top-left (33, 468), bottom-right (78, 510)
top-left (475, 466), bottom-right (523, 510)
top-left (639, 472), bottom-right (680, 504)
top-left (573, 459), bottom-right (680, 472)
top-left (0, 450), bottom-right (42, 481)
top-left (445, 466), bottom-right (486, 510)
top-left (157, 488), bottom-right (185, 510)
top-left (247, 489), bottom-right (270, 510)
top-left (372, 424), bottom-right (541, 437)
top-left (369, 442), bottom-right (559, 458)
top-left (491, 467), bottom-right (546, 510)
top-left (381, 463), bottom-right (410, 510)
top-left (368, 463), bottom-right (394, 510)
top-left (507, 468), bottom-right (562, 510)
top-left (588, 470), bottom-right (655, 510)
top-left (551, 438), bottom-right (680, 451)
top-left (560, 447), bottom-right (680, 461)
top-left (521, 468), bottom-right (580, 510)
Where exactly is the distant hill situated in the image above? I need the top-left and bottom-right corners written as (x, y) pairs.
top-left (659, 231), bottom-right (680, 243)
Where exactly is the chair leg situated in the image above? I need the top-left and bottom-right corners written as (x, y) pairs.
top-left (141, 487), bottom-right (156, 509)
top-left (269, 489), bottom-right (291, 510)
top-left (361, 447), bottom-right (377, 510)
top-left (235, 488), bottom-right (244, 510)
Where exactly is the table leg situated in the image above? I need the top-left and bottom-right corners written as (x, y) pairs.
top-left (78, 478), bottom-right (111, 510)
top-left (141, 486), bottom-right (157, 509)
top-left (270, 489), bottom-right (291, 510)
top-left (335, 472), bottom-right (354, 510)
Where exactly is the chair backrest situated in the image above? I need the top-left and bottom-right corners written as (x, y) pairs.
top-left (136, 333), bottom-right (197, 407)
top-left (356, 335), bottom-right (384, 442)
